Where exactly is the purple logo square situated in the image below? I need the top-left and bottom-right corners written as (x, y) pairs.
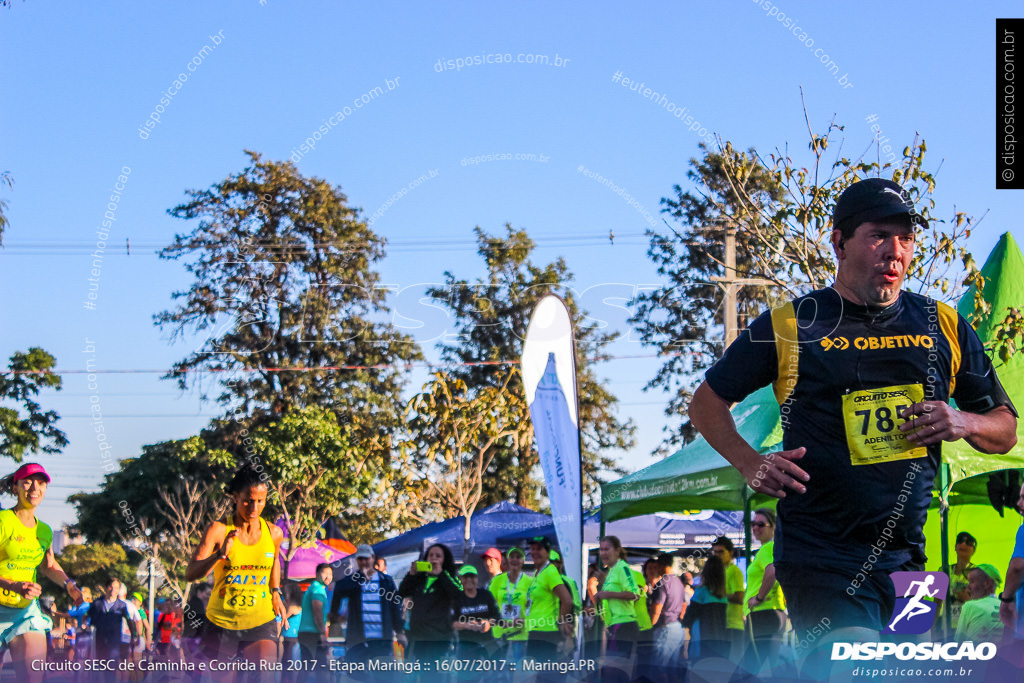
top-left (883, 571), bottom-right (949, 635)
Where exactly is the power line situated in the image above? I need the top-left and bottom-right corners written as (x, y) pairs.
top-left (0, 232), bottom-right (650, 255)
top-left (4, 349), bottom-right (706, 377)
top-left (60, 414), bottom-right (218, 418)
top-left (60, 392), bottom-right (198, 397)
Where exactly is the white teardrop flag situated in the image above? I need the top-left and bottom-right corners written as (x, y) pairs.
top-left (522, 295), bottom-right (582, 611)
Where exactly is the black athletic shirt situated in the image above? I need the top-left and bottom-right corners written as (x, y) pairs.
top-left (706, 288), bottom-right (1015, 571)
top-left (455, 590), bottom-right (500, 645)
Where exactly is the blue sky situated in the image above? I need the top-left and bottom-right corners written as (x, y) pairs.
top-left (1, 1), bottom-right (1019, 530)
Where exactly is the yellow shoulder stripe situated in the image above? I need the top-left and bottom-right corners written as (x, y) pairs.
top-left (935, 301), bottom-right (961, 395)
top-left (771, 302), bottom-right (799, 405)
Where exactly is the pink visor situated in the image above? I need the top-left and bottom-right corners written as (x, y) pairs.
top-left (13, 463), bottom-right (50, 482)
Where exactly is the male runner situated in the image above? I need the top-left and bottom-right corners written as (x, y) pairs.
top-left (689, 178), bottom-right (1017, 642)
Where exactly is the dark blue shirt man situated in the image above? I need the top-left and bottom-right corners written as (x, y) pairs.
top-left (87, 577), bottom-right (136, 661)
top-left (690, 178), bottom-right (1017, 646)
top-left (330, 545), bottom-right (406, 667)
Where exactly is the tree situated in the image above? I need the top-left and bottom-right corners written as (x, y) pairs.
top-left (68, 435), bottom-right (236, 601)
top-left (149, 479), bottom-right (231, 600)
top-left (69, 436), bottom-right (235, 547)
top-left (0, 171), bottom-right (12, 243)
top-left (399, 368), bottom-right (530, 538)
top-left (43, 543), bottom-right (137, 610)
top-left (249, 406), bottom-right (373, 564)
top-left (632, 104), bottom-right (993, 453)
top-left (428, 225), bottom-right (635, 507)
top-left (155, 150), bottom-right (422, 531)
top-left (0, 347), bottom-right (67, 462)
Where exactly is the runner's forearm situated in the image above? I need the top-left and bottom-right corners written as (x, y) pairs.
top-left (757, 564), bottom-right (777, 600)
top-left (689, 382), bottom-right (760, 474)
top-left (1003, 558), bottom-right (1024, 599)
top-left (0, 577), bottom-right (27, 592)
top-left (184, 553), bottom-right (220, 582)
top-left (963, 406), bottom-right (1017, 454)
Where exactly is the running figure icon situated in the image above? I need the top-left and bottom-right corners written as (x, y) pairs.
top-left (887, 575), bottom-right (939, 631)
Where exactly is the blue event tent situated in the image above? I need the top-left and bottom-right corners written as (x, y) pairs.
top-left (371, 501), bottom-right (551, 561)
top-left (495, 509), bottom-right (746, 550)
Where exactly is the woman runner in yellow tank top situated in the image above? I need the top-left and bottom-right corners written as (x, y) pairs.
top-left (0, 463), bottom-right (83, 683)
top-left (186, 467), bottom-right (287, 679)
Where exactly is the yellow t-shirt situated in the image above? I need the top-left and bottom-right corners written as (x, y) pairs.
top-left (631, 569), bottom-right (652, 631)
top-left (601, 560), bottom-right (640, 627)
top-left (743, 541), bottom-right (786, 616)
top-left (0, 509), bottom-right (52, 609)
top-left (205, 518), bottom-right (277, 630)
top-left (490, 571), bottom-right (532, 640)
top-left (725, 562), bottom-right (745, 630)
top-left (526, 563), bottom-right (563, 633)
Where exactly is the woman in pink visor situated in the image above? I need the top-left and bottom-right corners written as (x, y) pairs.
top-left (0, 462), bottom-right (82, 683)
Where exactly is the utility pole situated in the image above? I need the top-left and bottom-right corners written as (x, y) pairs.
top-left (710, 222), bottom-right (772, 347)
top-left (709, 221), bottom-right (775, 568)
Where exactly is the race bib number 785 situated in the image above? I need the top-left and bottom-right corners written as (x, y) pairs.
top-left (843, 384), bottom-right (927, 466)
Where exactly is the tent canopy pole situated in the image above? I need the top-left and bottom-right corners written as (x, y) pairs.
top-left (940, 461), bottom-right (951, 638)
top-left (744, 491), bottom-right (753, 571)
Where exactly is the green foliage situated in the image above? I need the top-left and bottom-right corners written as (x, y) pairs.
top-left (632, 144), bottom-right (786, 451)
top-left (155, 150), bottom-right (422, 533)
top-left (427, 224), bottom-right (635, 507)
top-left (0, 171), bottom-right (12, 244)
top-left (634, 103), bottom-right (987, 453)
top-left (69, 435), bottom-right (236, 597)
top-left (0, 347), bottom-right (67, 462)
top-left (42, 543), bottom-right (139, 611)
top-left (989, 308), bottom-right (1024, 365)
top-left (68, 436), bottom-right (233, 544)
top-left (250, 406), bottom-right (371, 559)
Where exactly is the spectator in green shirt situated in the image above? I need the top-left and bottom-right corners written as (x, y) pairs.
top-left (956, 564), bottom-right (1004, 643)
top-left (594, 536), bottom-right (640, 683)
top-left (743, 508), bottom-right (787, 673)
top-left (711, 536), bottom-right (745, 660)
top-left (946, 531), bottom-right (977, 637)
top-left (489, 547), bottom-right (532, 663)
top-left (524, 537), bottom-right (573, 667)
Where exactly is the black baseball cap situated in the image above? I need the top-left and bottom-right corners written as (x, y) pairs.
top-left (832, 178), bottom-right (925, 233)
top-left (527, 536), bottom-right (552, 550)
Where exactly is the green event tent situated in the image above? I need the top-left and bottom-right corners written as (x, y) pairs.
top-left (602, 232), bottom-right (1024, 573)
top-left (601, 384), bottom-right (781, 561)
top-left (602, 383), bottom-right (781, 523)
top-left (924, 232), bottom-right (1024, 611)
top-left (941, 231), bottom-right (1024, 491)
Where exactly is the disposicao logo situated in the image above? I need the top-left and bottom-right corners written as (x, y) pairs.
top-left (884, 571), bottom-right (948, 635)
top-left (831, 642), bottom-right (996, 662)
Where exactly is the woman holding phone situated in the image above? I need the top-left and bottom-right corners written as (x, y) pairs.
top-left (0, 463), bottom-right (82, 683)
top-left (398, 543), bottom-right (463, 663)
